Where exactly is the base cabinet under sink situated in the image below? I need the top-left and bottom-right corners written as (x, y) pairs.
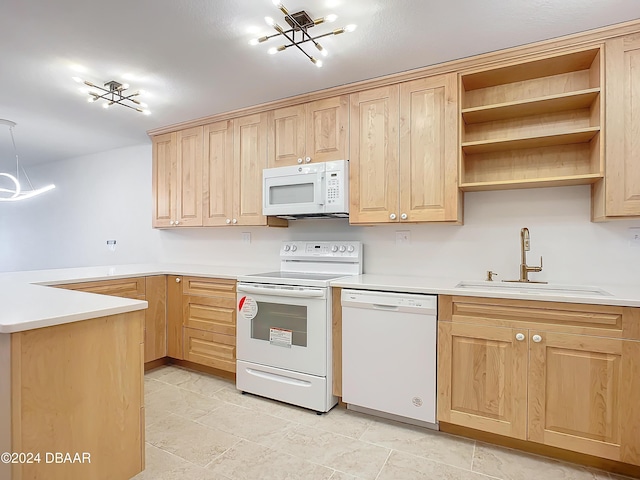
top-left (437, 295), bottom-right (640, 466)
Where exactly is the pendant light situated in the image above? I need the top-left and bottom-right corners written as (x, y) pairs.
top-left (0, 119), bottom-right (55, 202)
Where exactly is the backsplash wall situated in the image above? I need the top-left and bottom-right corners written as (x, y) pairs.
top-left (1, 144), bottom-right (639, 287)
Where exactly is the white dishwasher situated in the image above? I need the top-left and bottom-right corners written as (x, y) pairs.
top-left (341, 289), bottom-right (438, 428)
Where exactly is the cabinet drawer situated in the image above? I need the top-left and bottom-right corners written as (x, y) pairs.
top-left (57, 277), bottom-right (146, 299)
top-left (439, 296), bottom-right (640, 339)
top-left (183, 328), bottom-right (236, 373)
top-left (182, 277), bottom-right (236, 298)
top-left (183, 296), bottom-right (236, 335)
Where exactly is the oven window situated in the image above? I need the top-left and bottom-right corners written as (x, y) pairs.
top-left (269, 183), bottom-right (314, 205)
top-left (251, 302), bottom-right (308, 347)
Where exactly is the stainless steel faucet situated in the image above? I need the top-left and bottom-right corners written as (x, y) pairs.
top-left (504, 227), bottom-right (547, 283)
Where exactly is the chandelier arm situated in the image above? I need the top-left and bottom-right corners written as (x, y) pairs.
top-left (277, 28), bottom-right (315, 62)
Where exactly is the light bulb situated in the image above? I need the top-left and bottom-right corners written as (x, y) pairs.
top-left (345, 24), bottom-right (357, 32)
top-left (271, 0), bottom-right (281, 5)
top-left (72, 76), bottom-right (83, 83)
top-left (249, 38), bottom-right (259, 45)
top-left (316, 44), bottom-right (328, 57)
top-left (268, 47), bottom-right (278, 55)
top-left (87, 97), bottom-right (96, 103)
top-left (143, 110), bottom-right (151, 115)
top-left (102, 103), bottom-right (109, 109)
top-left (137, 89), bottom-right (147, 96)
top-left (139, 102), bottom-right (148, 108)
top-left (264, 16), bottom-right (275, 26)
top-left (121, 83), bottom-right (130, 90)
top-left (325, 14), bottom-right (337, 23)
top-left (311, 57), bottom-right (323, 68)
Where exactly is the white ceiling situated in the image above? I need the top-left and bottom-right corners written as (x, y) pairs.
top-left (1, 0), bottom-right (639, 167)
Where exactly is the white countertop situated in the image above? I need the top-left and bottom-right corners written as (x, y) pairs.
top-left (2, 264), bottom-right (639, 334)
top-left (330, 274), bottom-right (640, 308)
top-left (0, 263), bottom-right (260, 334)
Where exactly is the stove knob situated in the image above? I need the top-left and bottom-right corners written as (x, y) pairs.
top-left (291, 245), bottom-right (297, 252)
top-left (339, 245), bottom-right (346, 252)
top-left (347, 245), bottom-right (355, 253)
top-left (331, 245), bottom-right (338, 252)
top-left (284, 245), bottom-right (291, 252)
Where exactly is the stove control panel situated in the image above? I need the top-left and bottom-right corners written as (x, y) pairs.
top-left (280, 241), bottom-right (361, 259)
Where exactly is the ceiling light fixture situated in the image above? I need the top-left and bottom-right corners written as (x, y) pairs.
top-left (249, 0), bottom-right (357, 67)
top-left (72, 77), bottom-right (151, 114)
top-left (0, 120), bottom-right (55, 202)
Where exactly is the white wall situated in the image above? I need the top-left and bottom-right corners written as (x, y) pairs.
top-left (2, 147), bottom-right (639, 287)
top-left (0, 145), bottom-right (159, 271)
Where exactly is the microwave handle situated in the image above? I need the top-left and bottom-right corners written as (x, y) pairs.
top-left (316, 172), bottom-right (325, 205)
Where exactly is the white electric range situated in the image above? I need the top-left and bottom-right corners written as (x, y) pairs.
top-left (236, 241), bottom-right (363, 413)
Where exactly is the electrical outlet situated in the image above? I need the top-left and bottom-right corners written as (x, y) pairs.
top-left (396, 230), bottom-right (410, 245)
top-left (630, 228), bottom-right (640, 248)
top-left (241, 232), bottom-right (251, 244)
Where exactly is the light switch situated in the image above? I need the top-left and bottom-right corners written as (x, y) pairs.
top-left (630, 227), bottom-right (640, 248)
top-left (241, 232), bottom-right (251, 244)
top-left (396, 230), bottom-right (410, 245)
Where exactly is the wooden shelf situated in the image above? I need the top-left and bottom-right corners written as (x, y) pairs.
top-left (460, 173), bottom-right (603, 191)
top-left (461, 88), bottom-right (600, 124)
top-left (461, 127), bottom-right (600, 155)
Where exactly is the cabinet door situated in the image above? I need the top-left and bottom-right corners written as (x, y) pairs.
top-left (349, 85), bottom-right (400, 224)
top-left (306, 95), bottom-right (349, 163)
top-left (203, 121), bottom-right (234, 226)
top-left (151, 132), bottom-right (176, 228)
top-left (400, 74), bottom-right (461, 223)
top-left (234, 113), bottom-right (268, 226)
top-left (268, 105), bottom-right (306, 168)
top-left (176, 126), bottom-right (203, 226)
top-left (166, 275), bottom-right (184, 359)
top-left (528, 331), bottom-right (640, 463)
top-left (602, 35), bottom-right (640, 217)
top-left (438, 322), bottom-right (528, 439)
top-left (144, 276), bottom-right (167, 363)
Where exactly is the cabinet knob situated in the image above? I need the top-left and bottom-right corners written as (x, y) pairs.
top-left (297, 158), bottom-right (303, 164)
top-left (532, 334), bottom-right (542, 343)
top-left (174, 220), bottom-right (180, 225)
top-left (169, 220), bottom-right (175, 225)
top-left (390, 213), bottom-right (397, 220)
top-left (305, 157), bottom-right (311, 163)
top-left (515, 333), bottom-right (525, 341)
top-left (226, 219), bottom-right (231, 224)
top-left (175, 278), bottom-right (181, 283)
top-left (401, 213), bottom-right (408, 220)
top-left (232, 218), bottom-right (238, 224)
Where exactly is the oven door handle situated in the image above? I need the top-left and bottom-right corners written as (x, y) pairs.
top-left (237, 284), bottom-right (325, 298)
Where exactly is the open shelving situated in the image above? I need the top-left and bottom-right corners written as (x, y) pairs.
top-left (459, 46), bottom-right (603, 191)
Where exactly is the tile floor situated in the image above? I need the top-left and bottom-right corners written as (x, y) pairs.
top-left (134, 365), bottom-right (636, 480)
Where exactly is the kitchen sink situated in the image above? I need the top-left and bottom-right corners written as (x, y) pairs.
top-left (454, 281), bottom-right (612, 297)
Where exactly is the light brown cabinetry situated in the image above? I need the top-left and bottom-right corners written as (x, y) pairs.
top-left (167, 276), bottom-right (238, 373)
top-left (349, 74), bottom-right (461, 224)
top-left (438, 296), bottom-right (640, 466)
top-left (267, 96), bottom-right (349, 168)
top-left (459, 46), bottom-right (603, 191)
top-left (592, 34), bottom-right (640, 220)
top-left (55, 276), bottom-right (167, 364)
top-left (8, 311), bottom-right (145, 480)
top-left (202, 115), bottom-right (286, 227)
top-left (152, 127), bottom-right (204, 227)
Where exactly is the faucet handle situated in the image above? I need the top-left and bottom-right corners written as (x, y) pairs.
top-left (486, 270), bottom-right (498, 281)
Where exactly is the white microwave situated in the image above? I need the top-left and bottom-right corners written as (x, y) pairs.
top-left (263, 160), bottom-right (349, 219)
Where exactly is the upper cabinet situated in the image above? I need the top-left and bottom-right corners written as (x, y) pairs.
top-left (202, 115), bottom-right (287, 227)
top-left (459, 46), bottom-right (603, 191)
top-left (592, 34), bottom-right (640, 220)
top-left (267, 95), bottom-right (349, 168)
top-left (349, 73), bottom-right (461, 224)
top-left (152, 127), bottom-right (203, 228)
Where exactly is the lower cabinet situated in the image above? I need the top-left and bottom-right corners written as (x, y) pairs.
top-left (167, 275), bottom-right (237, 373)
top-left (55, 276), bottom-right (167, 364)
top-left (437, 296), bottom-right (640, 466)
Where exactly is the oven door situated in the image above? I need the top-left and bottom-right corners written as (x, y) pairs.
top-left (263, 168), bottom-right (325, 216)
top-left (236, 283), bottom-right (328, 377)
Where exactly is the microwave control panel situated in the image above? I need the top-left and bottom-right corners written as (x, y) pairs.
top-left (326, 171), bottom-right (342, 205)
